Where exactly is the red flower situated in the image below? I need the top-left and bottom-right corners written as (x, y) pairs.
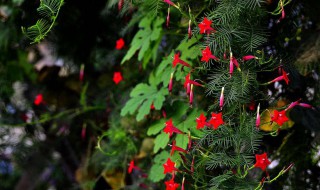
top-left (168, 72), bottom-right (174, 92)
top-left (189, 84), bottom-right (194, 105)
top-left (268, 70), bottom-right (289, 85)
top-left (188, 19), bottom-right (192, 39)
top-left (281, 70), bottom-right (289, 84)
top-left (271, 110), bottom-right (289, 126)
top-left (81, 124), bottom-right (86, 140)
top-left (34, 94), bottom-right (43, 105)
top-left (163, 158), bottom-right (178, 174)
top-left (184, 73), bottom-right (202, 94)
top-left (128, 160), bottom-right (140, 174)
top-left (166, 7), bottom-right (170, 27)
top-left (219, 87), bottom-right (225, 110)
top-left (229, 52), bottom-right (241, 77)
top-left (190, 156), bottom-right (195, 173)
top-left (128, 160), bottom-right (135, 174)
top-left (150, 103), bottom-right (155, 110)
top-left (165, 178), bottom-right (180, 190)
top-left (198, 17), bottom-right (215, 34)
top-left (242, 55), bottom-right (257, 61)
top-left (201, 46), bottom-right (219, 63)
top-left (163, 0), bottom-right (175, 6)
top-left (113, 72), bottom-right (123, 84)
top-left (164, 119), bottom-right (184, 138)
top-left (170, 140), bottom-right (187, 156)
top-left (115, 38), bottom-right (125, 50)
top-left (118, 0), bottom-right (124, 11)
top-left (196, 113), bottom-right (209, 129)
top-left (254, 152), bottom-right (271, 171)
top-left (209, 112), bottom-right (224, 129)
top-left (172, 52), bottom-right (191, 68)
top-left (256, 103), bottom-right (261, 129)
top-left (79, 64), bottom-right (85, 82)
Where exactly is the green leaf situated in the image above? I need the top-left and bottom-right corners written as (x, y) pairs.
top-left (121, 15), bottom-right (164, 68)
top-left (153, 132), bottom-right (169, 153)
top-left (80, 82), bottom-right (89, 108)
top-left (156, 36), bottom-right (201, 86)
top-left (148, 151), bottom-right (170, 182)
top-left (22, 0), bottom-right (64, 43)
top-left (175, 134), bottom-right (189, 150)
top-left (147, 119), bottom-right (166, 136)
top-left (148, 164), bottom-right (165, 182)
top-left (121, 83), bottom-right (168, 121)
top-left (154, 150), bottom-right (170, 164)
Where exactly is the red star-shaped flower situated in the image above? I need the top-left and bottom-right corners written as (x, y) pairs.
top-left (254, 152), bottom-right (271, 171)
top-left (127, 160), bottom-right (140, 174)
top-left (271, 110), bottom-right (289, 126)
top-left (172, 52), bottom-right (191, 68)
top-left (172, 53), bottom-right (180, 67)
top-left (163, 158), bottom-right (178, 174)
top-left (198, 17), bottom-right (215, 34)
top-left (170, 140), bottom-right (187, 156)
top-left (184, 73), bottom-right (191, 89)
top-left (196, 113), bottom-right (207, 129)
top-left (163, 119), bottom-right (184, 138)
top-left (209, 112), bottom-right (224, 129)
top-left (128, 160), bottom-right (135, 174)
top-left (115, 38), bottom-right (125, 50)
top-left (113, 72), bottom-right (123, 84)
top-left (201, 46), bottom-right (219, 62)
top-left (282, 70), bottom-right (289, 85)
top-left (183, 74), bottom-right (202, 95)
top-left (165, 178), bottom-right (180, 190)
top-left (34, 94), bottom-right (43, 105)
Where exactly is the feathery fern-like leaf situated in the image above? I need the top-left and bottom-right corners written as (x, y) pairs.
top-left (22, 0), bottom-right (64, 43)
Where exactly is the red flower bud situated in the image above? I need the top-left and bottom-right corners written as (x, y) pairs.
top-left (168, 72), bottom-right (174, 92)
top-left (188, 20), bottom-right (192, 39)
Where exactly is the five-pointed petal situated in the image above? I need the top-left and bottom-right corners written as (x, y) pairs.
top-left (172, 53), bottom-right (181, 67)
top-left (34, 94), bottom-right (43, 105)
top-left (163, 119), bottom-right (183, 137)
top-left (282, 70), bottom-right (289, 85)
top-left (254, 152), bottom-right (271, 171)
top-left (163, 158), bottom-right (177, 174)
top-left (271, 110), bottom-right (289, 126)
top-left (198, 17), bottom-right (214, 34)
top-left (115, 38), bottom-right (125, 50)
top-left (165, 178), bottom-right (180, 190)
top-left (209, 112), bottom-right (224, 129)
top-left (201, 46), bottom-right (212, 62)
top-left (128, 160), bottom-right (135, 174)
top-left (196, 113), bottom-right (207, 129)
top-left (113, 72), bottom-right (123, 84)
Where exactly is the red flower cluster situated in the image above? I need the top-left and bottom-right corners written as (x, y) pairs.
top-left (196, 112), bottom-right (224, 130)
